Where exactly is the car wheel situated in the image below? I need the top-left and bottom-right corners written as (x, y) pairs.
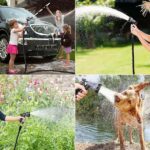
top-left (0, 34), bottom-right (9, 63)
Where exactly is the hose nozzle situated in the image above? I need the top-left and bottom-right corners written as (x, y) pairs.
top-left (76, 79), bottom-right (102, 95)
top-left (20, 112), bottom-right (30, 123)
top-left (128, 17), bottom-right (137, 24)
top-left (20, 112), bottom-right (30, 118)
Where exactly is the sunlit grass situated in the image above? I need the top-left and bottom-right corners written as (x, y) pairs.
top-left (76, 44), bottom-right (150, 74)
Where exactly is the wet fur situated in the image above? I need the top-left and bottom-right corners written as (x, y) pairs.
top-left (114, 82), bottom-right (150, 150)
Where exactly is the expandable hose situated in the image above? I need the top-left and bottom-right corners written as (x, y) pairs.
top-left (22, 29), bottom-right (27, 74)
top-left (131, 34), bottom-right (135, 75)
top-left (14, 125), bottom-right (22, 150)
top-left (13, 112), bottom-right (30, 150)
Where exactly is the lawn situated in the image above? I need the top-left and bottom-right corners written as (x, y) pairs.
top-left (76, 44), bottom-right (150, 74)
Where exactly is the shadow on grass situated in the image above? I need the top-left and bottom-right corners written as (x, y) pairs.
top-left (76, 43), bottom-right (141, 57)
top-left (137, 64), bottom-right (150, 68)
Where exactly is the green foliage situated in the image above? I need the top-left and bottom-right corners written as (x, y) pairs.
top-left (76, 15), bottom-right (116, 48)
top-left (77, 0), bottom-right (115, 7)
top-left (0, 76), bottom-right (74, 150)
top-left (76, 0), bottom-right (118, 48)
top-left (0, 0), bottom-right (7, 5)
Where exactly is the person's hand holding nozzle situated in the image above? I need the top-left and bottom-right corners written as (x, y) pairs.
top-left (19, 116), bottom-right (25, 123)
top-left (75, 83), bottom-right (88, 101)
top-left (131, 24), bottom-right (139, 36)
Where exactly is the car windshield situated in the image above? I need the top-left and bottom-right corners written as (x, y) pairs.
top-left (0, 7), bottom-right (35, 22)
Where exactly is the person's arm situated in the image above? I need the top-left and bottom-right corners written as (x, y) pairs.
top-left (131, 25), bottom-right (150, 52)
top-left (46, 7), bottom-right (55, 17)
top-left (64, 9), bottom-right (75, 17)
top-left (137, 34), bottom-right (150, 52)
top-left (0, 111), bottom-right (24, 122)
top-left (131, 24), bottom-right (150, 42)
top-left (5, 116), bottom-right (24, 122)
top-left (13, 27), bottom-right (24, 33)
top-left (137, 29), bottom-right (150, 42)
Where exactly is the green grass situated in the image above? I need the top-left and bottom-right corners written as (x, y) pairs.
top-left (70, 50), bottom-right (75, 61)
top-left (76, 44), bottom-right (150, 74)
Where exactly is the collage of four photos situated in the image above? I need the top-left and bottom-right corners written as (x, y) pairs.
top-left (0, 0), bottom-right (150, 150)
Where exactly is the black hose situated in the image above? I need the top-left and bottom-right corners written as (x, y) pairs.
top-left (22, 30), bottom-right (27, 73)
top-left (14, 125), bottom-right (22, 150)
top-left (131, 34), bottom-right (135, 75)
top-left (25, 69), bottom-right (75, 74)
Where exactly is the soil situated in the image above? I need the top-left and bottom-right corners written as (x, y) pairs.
top-left (76, 142), bottom-right (150, 150)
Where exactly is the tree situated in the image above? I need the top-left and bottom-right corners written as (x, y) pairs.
top-left (0, 0), bottom-right (7, 6)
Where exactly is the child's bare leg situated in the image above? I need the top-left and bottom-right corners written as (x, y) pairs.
top-left (9, 54), bottom-right (16, 70)
top-left (66, 53), bottom-right (70, 65)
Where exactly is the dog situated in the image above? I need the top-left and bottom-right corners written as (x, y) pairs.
top-left (114, 82), bottom-right (150, 150)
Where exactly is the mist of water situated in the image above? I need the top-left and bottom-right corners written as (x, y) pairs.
top-left (31, 107), bottom-right (74, 122)
top-left (76, 6), bottom-right (130, 21)
top-left (98, 86), bottom-right (117, 104)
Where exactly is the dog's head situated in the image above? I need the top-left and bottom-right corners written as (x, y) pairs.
top-left (114, 82), bottom-right (150, 123)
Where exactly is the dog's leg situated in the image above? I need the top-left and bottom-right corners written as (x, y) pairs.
top-left (129, 127), bottom-right (134, 144)
top-left (138, 124), bottom-right (146, 150)
top-left (114, 112), bottom-right (119, 143)
top-left (118, 124), bottom-right (125, 150)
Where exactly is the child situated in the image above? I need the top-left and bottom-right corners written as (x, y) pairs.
top-left (7, 19), bottom-right (25, 74)
top-left (61, 24), bottom-right (72, 67)
top-left (46, 7), bottom-right (74, 34)
top-left (0, 91), bottom-right (24, 122)
top-left (131, 24), bottom-right (150, 52)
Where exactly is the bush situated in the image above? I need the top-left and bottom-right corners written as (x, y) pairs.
top-left (0, 0), bottom-right (7, 5)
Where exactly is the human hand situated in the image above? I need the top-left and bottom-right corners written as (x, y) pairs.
top-left (75, 83), bottom-right (88, 101)
top-left (131, 24), bottom-right (139, 36)
top-left (18, 116), bottom-right (25, 123)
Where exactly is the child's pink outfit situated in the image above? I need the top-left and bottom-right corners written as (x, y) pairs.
top-left (7, 29), bottom-right (19, 54)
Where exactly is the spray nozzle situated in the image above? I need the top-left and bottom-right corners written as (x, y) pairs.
top-left (19, 112), bottom-right (30, 124)
top-left (20, 112), bottom-right (30, 118)
top-left (128, 17), bottom-right (137, 24)
top-left (76, 79), bottom-right (102, 95)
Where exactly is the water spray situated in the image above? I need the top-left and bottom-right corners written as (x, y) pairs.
top-left (76, 79), bottom-right (116, 104)
top-left (14, 112), bottom-right (30, 150)
top-left (76, 6), bottom-right (138, 75)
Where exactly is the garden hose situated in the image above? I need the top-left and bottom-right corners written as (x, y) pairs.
top-left (13, 112), bottom-right (30, 150)
top-left (131, 34), bottom-right (135, 75)
top-left (14, 125), bottom-right (23, 150)
top-left (22, 29), bottom-right (27, 74)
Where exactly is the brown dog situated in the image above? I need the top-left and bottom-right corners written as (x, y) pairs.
top-left (114, 82), bottom-right (150, 150)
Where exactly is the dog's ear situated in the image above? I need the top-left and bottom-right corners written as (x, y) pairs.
top-left (134, 82), bottom-right (150, 93)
